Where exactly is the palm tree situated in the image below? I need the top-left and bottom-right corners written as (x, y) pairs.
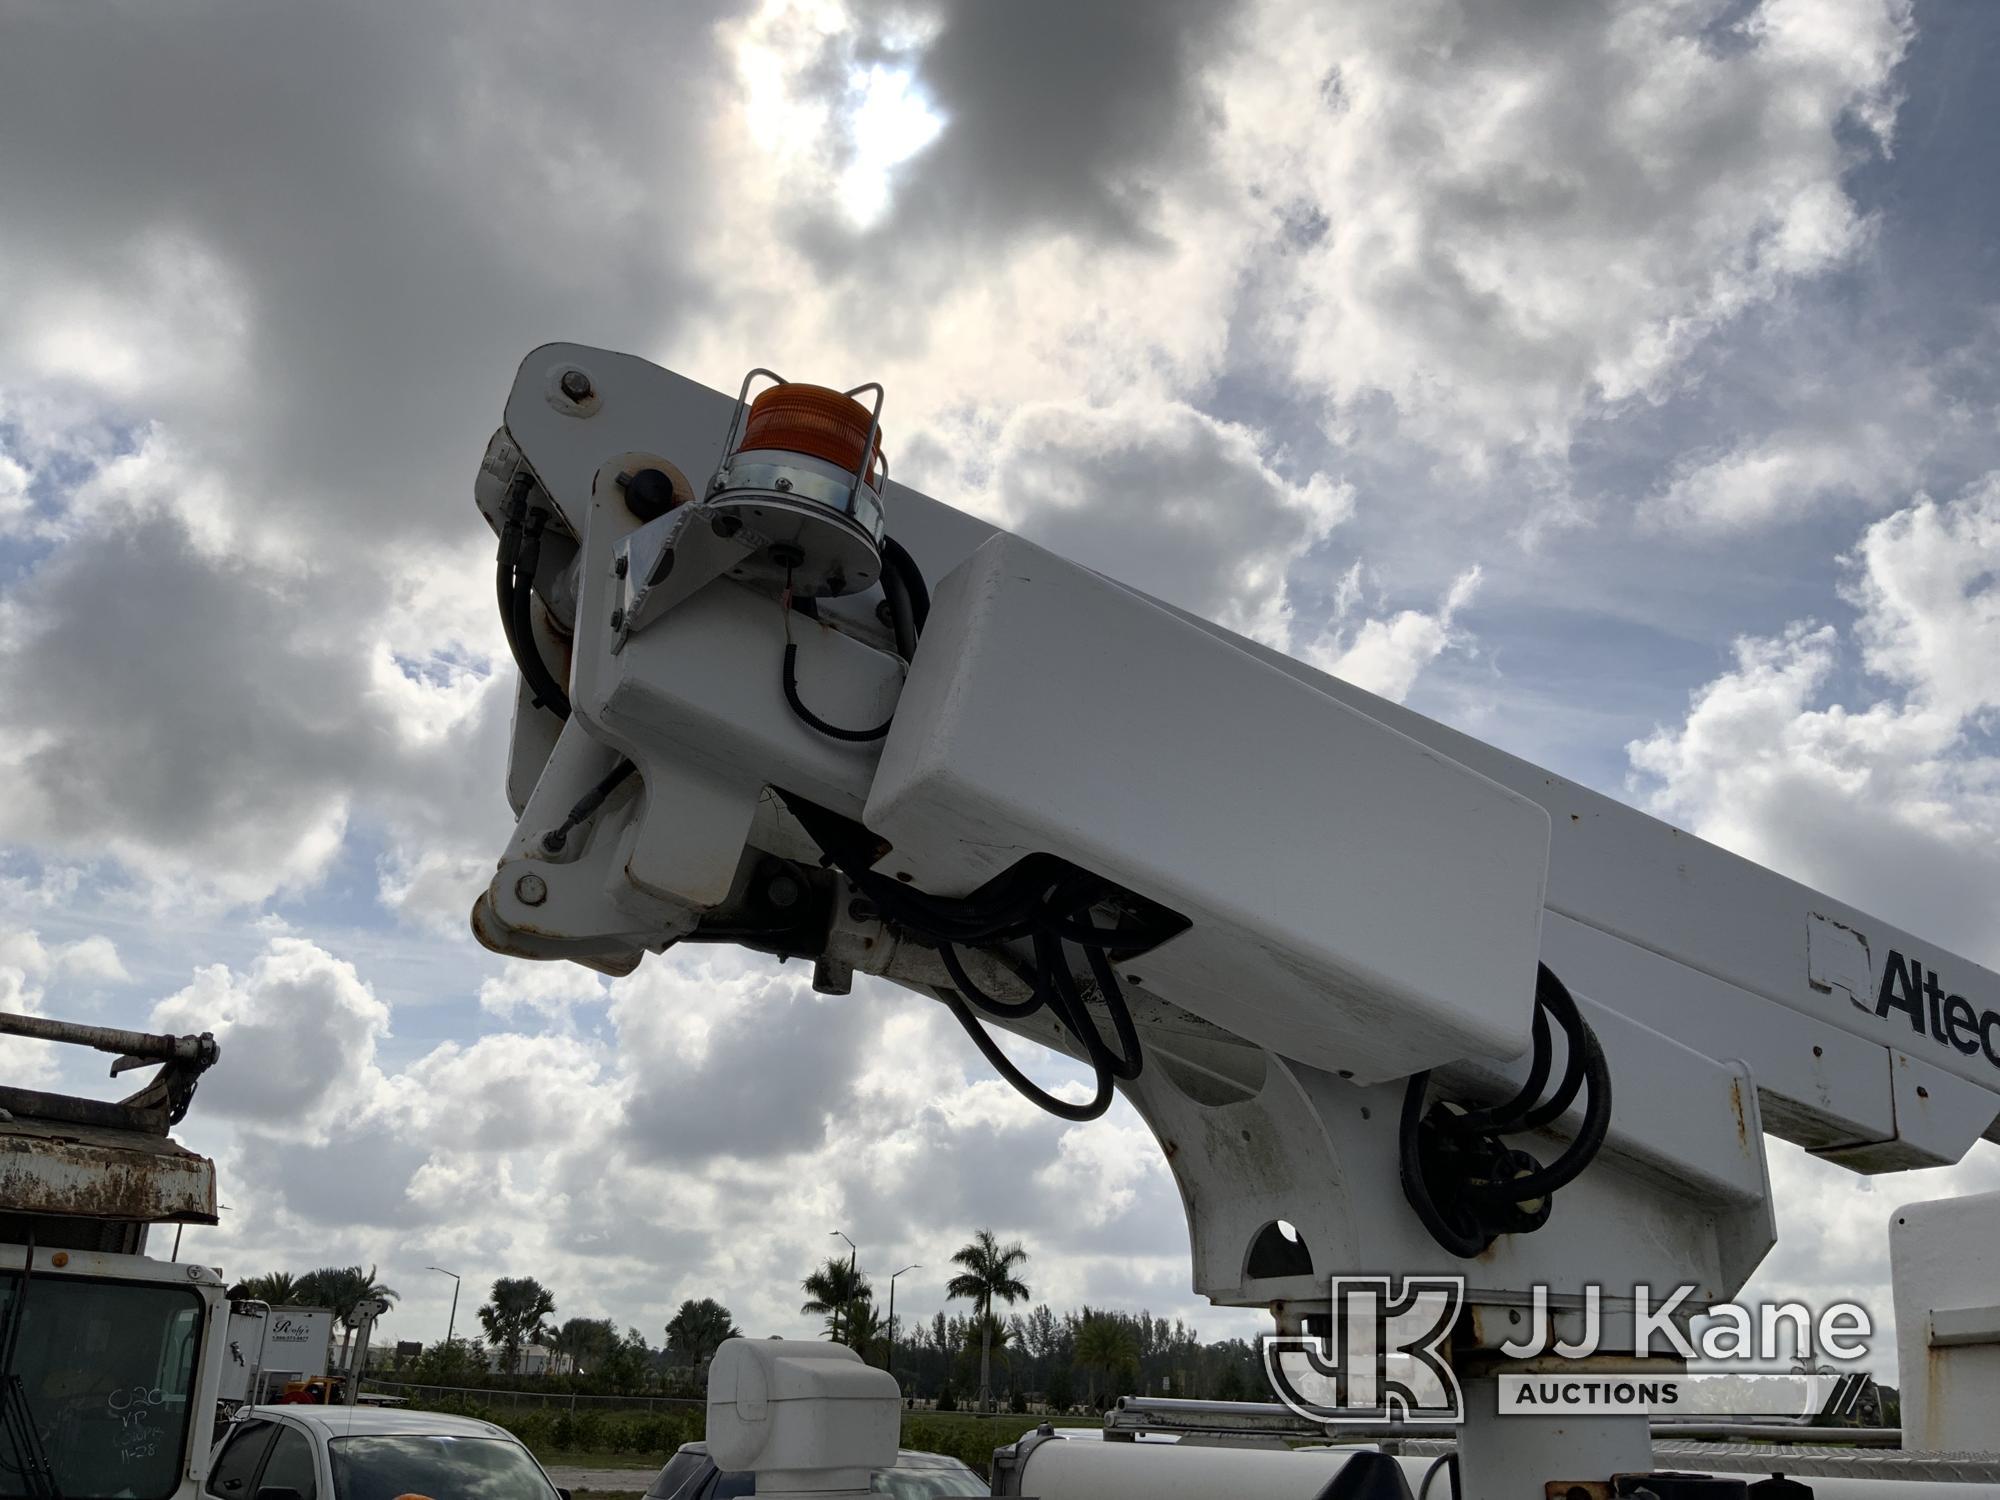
top-left (300, 1265), bottom-right (399, 1373)
top-left (844, 1296), bottom-right (886, 1362)
top-left (665, 1298), bottom-right (742, 1375)
top-left (479, 1276), bottom-right (557, 1375)
top-left (548, 1316), bottom-right (617, 1376)
top-left (959, 1312), bottom-right (1015, 1395)
top-left (1075, 1314), bottom-right (1138, 1407)
top-left (232, 1271), bottom-right (299, 1305)
top-left (946, 1229), bottom-right (1029, 1413)
top-left (801, 1258), bottom-right (872, 1345)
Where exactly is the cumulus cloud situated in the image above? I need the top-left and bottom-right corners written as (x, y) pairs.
top-left (993, 401), bottom-right (1351, 647)
top-left (1307, 563), bottom-right (1483, 702)
top-left (0, 0), bottom-right (1989, 1362)
top-left (1628, 480), bottom-right (2000, 965)
top-left (478, 961), bottom-right (609, 1022)
top-left (1246, 0), bottom-right (1913, 456)
top-left (151, 937), bottom-right (392, 1135)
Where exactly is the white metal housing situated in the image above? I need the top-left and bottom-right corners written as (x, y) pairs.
top-left (705, 1338), bottom-right (900, 1497)
top-left (1891, 1189), bottom-right (2000, 1454)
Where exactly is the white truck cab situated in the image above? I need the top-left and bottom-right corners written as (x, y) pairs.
top-left (0, 1012), bottom-right (229, 1500)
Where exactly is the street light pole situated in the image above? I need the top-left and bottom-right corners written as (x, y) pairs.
top-left (427, 1266), bottom-right (461, 1351)
top-left (887, 1264), bottom-right (920, 1392)
top-left (830, 1231), bottom-right (857, 1346)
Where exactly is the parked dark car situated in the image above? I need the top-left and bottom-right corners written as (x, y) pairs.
top-left (647, 1440), bottom-right (986, 1499)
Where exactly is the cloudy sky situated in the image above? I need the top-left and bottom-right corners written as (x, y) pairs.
top-left (2, 0), bottom-right (1996, 1378)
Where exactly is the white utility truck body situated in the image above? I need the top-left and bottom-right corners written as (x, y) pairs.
top-left (218, 1305), bottom-right (333, 1407)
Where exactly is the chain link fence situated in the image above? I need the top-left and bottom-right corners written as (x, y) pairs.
top-left (362, 1380), bottom-right (703, 1417)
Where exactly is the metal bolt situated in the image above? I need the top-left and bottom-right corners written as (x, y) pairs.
top-left (559, 369), bottom-right (593, 402)
top-left (515, 873), bottom-right (548, 906)
top-left (773, 476), bottom-right (793, 491)
top-left (609, 608), bottom-right (624, 631)
top-left (711, 513), bottom-right (743, 539)
top-left (613, 554), bottom-right (628, 578)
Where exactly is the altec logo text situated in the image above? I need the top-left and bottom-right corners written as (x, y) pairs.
top-left (1863, 950), bottom-right (2000, 1070)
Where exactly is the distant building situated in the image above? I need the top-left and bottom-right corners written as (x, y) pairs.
top-left (485, 1341), bottom-right (554, 1377)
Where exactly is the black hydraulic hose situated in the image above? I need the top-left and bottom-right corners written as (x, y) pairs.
top-left (1080, 936), bottom-right (1144, 1072)
top-left (1400, 962), bottom-right (1614, 1255)
top-left (1440, 1005), bottom-right (1554, 1137)
top-left (880, 553), bottom-right (920, 662)
top-left (776, 787), bottom-right (1152, 1120)
top-left (1399, 1071), bottom-right (1490, 1259)
top-left (1465, 1012), bottom-right (1612, 1205)
top-left (495, 474), bottom-right (532, 680)
top-left (510, 509), bottom-right (572, 719)
top-left (782, 643), bottom-right (893, 742)
top-left (937, 981), bottom-right (1114, 1122)
top-left (881, 536), bottom-right (930, 634)
top-left (1512, 967), bottom-right (1591, 1132)
top-left (938, 941), bottom-right (1048, 1020)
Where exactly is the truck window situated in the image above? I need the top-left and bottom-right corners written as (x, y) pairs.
top-left (0, 1269), bottom-right (208, 1500)
top-left (259, 1427), bottom-right (318, 1500)
top-left (206, 1420), bottom-right (277, 1497)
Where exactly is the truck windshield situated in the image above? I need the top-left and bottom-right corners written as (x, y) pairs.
top-left (329, 1435), bottom-right (557, 1500)
top-left (0, 1269), bottom-right (204, 1500)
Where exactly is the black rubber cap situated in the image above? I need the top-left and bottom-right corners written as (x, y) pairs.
top-left (623, 467), bottom-right (679, 522)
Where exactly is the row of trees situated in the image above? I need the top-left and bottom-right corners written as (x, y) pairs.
top-left (800, 1228), bottom-right (1028, 1411)
top-left (231, 1265), bottom-right (398, 1372)
top-left (236, 1234), bottom-right (1271, 1410)
top-left (798, 1229), bottom-right (1269, 1411)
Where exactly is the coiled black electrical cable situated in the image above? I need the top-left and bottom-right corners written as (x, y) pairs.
top-left (781, 642), bottom-right (894, 742)
top-left (780, 533), bottom-right (934, 744)
top-left (1400, 962), bottom-right (1613, 1257)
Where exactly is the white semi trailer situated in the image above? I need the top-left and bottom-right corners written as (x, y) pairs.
top-left (471, 347), bottom-right (2000, 1498)
top-left (0, 1012), bottom-right (235, 1500)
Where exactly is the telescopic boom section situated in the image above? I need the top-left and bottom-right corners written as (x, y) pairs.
top-left (470, 345), bottom-right (2000, 1491)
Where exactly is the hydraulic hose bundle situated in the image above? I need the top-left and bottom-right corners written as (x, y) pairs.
top-left (1399, 962), bottom-right (1613, 1257)
top-left (496, 471), bottom-right (571, 721)
top-left (778, 792), bottom-right (1184, 1124)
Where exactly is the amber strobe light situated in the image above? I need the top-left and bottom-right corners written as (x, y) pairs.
top-left (736, 383), bottom-right (883, 484)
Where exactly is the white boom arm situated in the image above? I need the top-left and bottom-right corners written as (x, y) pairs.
top-left (470, 346), bottom-right (2000, 1496)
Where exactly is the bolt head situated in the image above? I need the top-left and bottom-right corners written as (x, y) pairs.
top-left (613, 554), bottom-right (629, 579)
top-left (609, 608), bottom-right (624, 631)
top-left (559, 369), bottom-right (593, 402)
top-left (515, 872), bottom-right (548, 906)
top-left (711, 513), bottom-right (743, 539)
